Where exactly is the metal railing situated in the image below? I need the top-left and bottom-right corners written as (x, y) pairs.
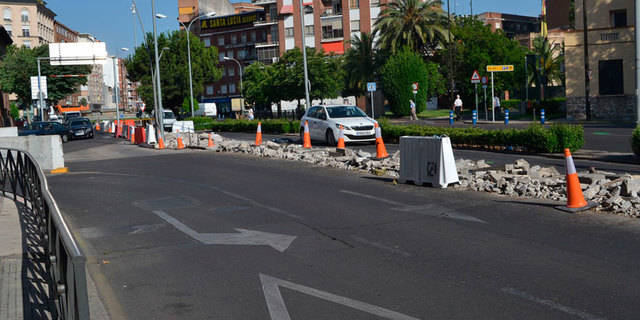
top-left (0, 148), bottom-right (89, 320)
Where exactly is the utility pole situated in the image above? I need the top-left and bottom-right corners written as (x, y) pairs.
top-left (447, 0), bottom-right (454, 103)
top-left (636, 0), bottom-right (639, 124)
top-left (299, 0), bottom-right (311, 110)
top-left (582, 0), bottom-right (591, 120)
top-left (152, 0), bottom-right (165, 141)
top-left (470, 0), bottom-right (472, 16)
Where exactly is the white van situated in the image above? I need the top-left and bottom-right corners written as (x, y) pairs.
top-left (162, 109), bottom-right (176, 131)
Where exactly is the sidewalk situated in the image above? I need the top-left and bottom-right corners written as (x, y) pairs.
top-left (0, 196), bottom-right (109, 320)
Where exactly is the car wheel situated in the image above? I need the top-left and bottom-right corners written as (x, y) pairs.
top-left (326, 129), bottom-right (336, 146)
top-left (62, 135), bottom-right (69, 143)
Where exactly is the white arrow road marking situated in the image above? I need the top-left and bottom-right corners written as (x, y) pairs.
top-left (340, 190), bottom-right (487, 224)
top-left (152, 210), bottom-right (296, 252)
top-left (260, 274), bottom-right (421, 320)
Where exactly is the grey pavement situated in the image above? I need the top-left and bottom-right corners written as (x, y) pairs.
top-left (46, 134), bottom-right (640, 319)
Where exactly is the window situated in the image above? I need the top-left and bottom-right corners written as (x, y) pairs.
top-left (271, 25), bottom-right (278, 40)
top-left (3, 8), bottom-right (11, 21)
top-left (238, 49), bottom-right (246, 59)
top-left (23, 40), bottom-right (30, 48)
top-left (20, 9), bottom-right (28, 23)
top-left (203, 38), bottom-right (211, 47)
top-left (229, 83), bottom-right (236, 93)
top-left (229, 66), bottom-right (235, 76)
top-left (251, 31), bottom-right (256, 42)
top-left (322, 17), bottom-right (343, 39)
top-left (241, 33), bottom-right (247, 43)
top-left (598, 60), bottom-right (623, 95)
top-left (218, 36), bottom-right (225, 46)
top-left (304, 5), bottom-right (313, 14)
top-left (610, 10), bottom-right (627, 28)
top-left (285, 27), bottom-right (294, 38)
top-left (305, 25), bottom-right (314, 35)
top-left (351, 20), bottom-right (359, 32)
top-left (370, 0), bottom-right (379, 7)
top-left (231, 34), bottom-right (237, 44)
top-left (219, 52), bottom-right (225, 61)
top-left (269, 6), bottom-right (277, 20)
top-left (221, 84), bottom-right (227, 94)
top-left (206, 85), bottom-right (214, 95)
top-left (22, 26), bottom-right (29, 37)
top-left (222, 67), bottom-right (227, 76)
top-left (4, 24), bottom-right (10, 36)
top-left (226, 50), bottom-right (233, 59)
top-left (257, 47), bottom-right (278, 64)
top-left (350, 0), bottom-right (359, 9)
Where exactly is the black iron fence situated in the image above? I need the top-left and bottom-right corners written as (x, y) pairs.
top-left (0, 148), bottom-right (89, 320)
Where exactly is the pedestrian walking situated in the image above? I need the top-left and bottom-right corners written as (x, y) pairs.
top-left (453, 95), bottom-right (463, 121)
top-left (493, 96), bottom-right (501, 119)
top-left (247, 107), bottom-right (255, 120)
top-left (409, 99), bottom-right (417, 120)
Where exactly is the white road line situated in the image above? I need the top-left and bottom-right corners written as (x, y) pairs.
top-left (501, 287), bottom-right (606, 320)
top-left (340, 190), bottom-right (405, 206)
top-left (350, 235), bottom-right (412, 257)
top-left (260, 274), bottom-right (420, 320)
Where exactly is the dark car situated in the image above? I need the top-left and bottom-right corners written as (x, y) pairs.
top-left (68, 118), bottom-right (93, 139)
top-left (18, 121), bottom-right (73, 143)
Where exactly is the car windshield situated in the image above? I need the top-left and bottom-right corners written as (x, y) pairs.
top-left (326, 106), bottom-right (367, 118)
top-left (164, 112), bottom-right (175, 119)
top-left (70, 120), bottom-right (90, 126)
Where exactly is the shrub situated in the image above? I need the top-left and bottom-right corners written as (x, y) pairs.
top-left (185, 116), bottom-right (215, 131)
top-left (548, 123), bottom-right (584, 152)
top-left (197, 119), bottom-right (301, 134)
top-left (9, 103), bottom-right (19, 119)
top-left (632, 127), bottom-right (640, 156)
top-left (501, 99), bottom-right (520, 111)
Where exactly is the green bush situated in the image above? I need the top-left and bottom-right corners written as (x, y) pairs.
top-left (9, 103), bottom-right (19, 119)
top-left (185, 116), bottom-right (215, 130)
top-left (195, 119), bottom-right (301, 134)
top-left (632, 127), bottom-right (640, 156)
top-left (379, 123), bottom-right (583, 153)
top-left (501, 99), bottom-right (520, 111)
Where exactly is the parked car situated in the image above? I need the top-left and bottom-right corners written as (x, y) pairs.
top-left (300, 105), bottom-right (376, 146)
top-left (63, 111), bottom-right (82, 124)
top-left (18, 121), bottom-right (73, 143)
top-left (67, 118), bottom-right (93, 139)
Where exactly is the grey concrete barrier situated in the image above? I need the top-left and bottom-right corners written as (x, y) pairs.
top-left (0, 135), bottom-right (64, 171)
top-left (0, 127), bottom-right (18, 137)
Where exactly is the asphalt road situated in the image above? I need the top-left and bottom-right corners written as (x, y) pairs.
top-left (220, 132), bottom-right (640, 175)
top-left (47, 134), bottom-right (640, 319)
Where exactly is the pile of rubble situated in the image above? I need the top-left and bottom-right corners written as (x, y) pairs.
top-left (160, 133), bottom-right (640, 218)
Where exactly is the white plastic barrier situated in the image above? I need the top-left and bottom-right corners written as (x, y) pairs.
top-left (171, 121), bottom-right (194, 133)
top-left (146, 124), bottom-right (157, 145)
top-left (398, 136), bottom-right (459, 188)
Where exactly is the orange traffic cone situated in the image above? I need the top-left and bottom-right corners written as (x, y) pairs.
top-left (176, 130), bottom-right (185, 150)
top-left (556, 148), bottom-right (595, 212)
top-left (303, 120), bottom-right (312, 149)
top-left (208, 133), bottom-right (215, 147)
top-left (130, 126), bottom-right (135, 144)
top-left (336, 125), bottom-right (345, 150)
top-left (374, 122), bottom-right (389, 159)
top-left (96, 122), bottom-right (101, 131)
top-left (255, 122), bottom-right (263, 146)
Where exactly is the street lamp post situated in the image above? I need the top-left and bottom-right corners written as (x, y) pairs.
top-left (152, 1), bottom-right (166, 141)
top-left (299, 0), bottom-right (311, 110)
top-left (178, 11), bottom-right (216, 118)
top-left (223, 56), bottom-right (243, 102)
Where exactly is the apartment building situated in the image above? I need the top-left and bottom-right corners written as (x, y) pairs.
top-left (0, 0), bottom-right (55, 48)
top-left (54, 20), bottom-right (77, 43)
top-left (476, 12), bottom-right (540, 38)
top-left (78, 33), bottom-right (104, 109)
top-left (564, 0), bottom-right (635, 120)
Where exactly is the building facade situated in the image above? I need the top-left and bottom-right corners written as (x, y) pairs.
top-left (54, 20), bottom-right (77, 43)
top-left (0, 25), bottom-right (12, 126)
top-left (0, 0), bottom-right (55, 48)
top-left (476, 12), bottom-right (540, 38)
top-left (78, 33), bottom-right (105, 109)
top-left (564, 0), bottom-right (635, 120)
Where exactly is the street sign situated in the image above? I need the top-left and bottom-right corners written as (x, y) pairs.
top-left (367, 82), bottom-right (376, 92)
top-left (470, 70), bottom-right (481, 83)
top-left (412, 82), bottom-right (419, 94)
top-left (140, 103), bottom-right (146, 112)
top-left (481, 76), bottom-right (488, 85)
top-left (30, 76), bottom-right (47, 99)
top-left (482, 85), bottom-right (487, 89)
top-left (486, 65), bottom-right (514, 72)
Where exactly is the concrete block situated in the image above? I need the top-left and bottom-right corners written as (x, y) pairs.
top-left (0, 127), bottom-right (18, 137)
top-left (0, 135), bottom-right (64, 171)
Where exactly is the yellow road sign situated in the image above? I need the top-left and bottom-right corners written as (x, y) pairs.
top-left (486, 65), bottom-right (514, 72)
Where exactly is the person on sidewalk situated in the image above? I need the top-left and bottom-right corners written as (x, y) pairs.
top-left (409, 99), bottom-right (417, 120)
top-left (453, 95), bottom-right (463, 121)
top-left (493, 95), bottom-right (501, 119)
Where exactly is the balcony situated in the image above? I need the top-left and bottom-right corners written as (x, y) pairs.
top-left (253, 0), bottom-right (277, 4)
top-left (254, 18), bottom-right (278, 26)
top-left (320, 8), bottom-right (342, 18)
top-left (255, 40), bottom-right (279, 48)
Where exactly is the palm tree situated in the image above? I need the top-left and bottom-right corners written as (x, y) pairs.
top-left (343, 31), bottom-right (379, 97)
top-left (528, 36), bottom-right (564, 99)
top-left (374, 0), bottom-right (449, 54)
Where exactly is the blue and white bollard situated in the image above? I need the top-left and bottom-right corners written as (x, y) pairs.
top-left (540, 109), bottom-right (546, 125)
top-left (449, 110), bottom-right (454, 126)
top-left (472, 110), bottom-right (477, 126)
top-left (504, 109), bottom-right (509, 125)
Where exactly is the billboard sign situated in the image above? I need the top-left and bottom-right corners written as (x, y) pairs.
top-left (49, 42), bottom-right (108, 66)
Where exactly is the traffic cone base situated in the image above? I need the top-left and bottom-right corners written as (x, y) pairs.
top-left (176, 131), bottom-right (185, 150)
top-left (555, 148), bottom-right (597, 212)
top-left (336, 125), bottom-right (345, 150)
top-left (303, 121), bottom-right (311, 149)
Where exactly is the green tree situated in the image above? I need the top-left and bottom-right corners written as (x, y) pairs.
top-left (79, 97), bottom-right (88, 106)
top-left (0, 45), bottom-right (91, 106)
top-left (9, 103), bottom-right (19, 119)
top-left (381, 47), bottom-right (444, 116)
top-left (243, 62), bottom-right (279, 109)
top-left (528, 36), bottom-right (564, 97)
top-left (125, 31), bottom-right (221, 115)
top-left (374, 0), bottom-right (449, 54)
top-left (181, 96), bottom-right (199, 114)
top-left (343, 31), bottom-right (380, 97)
top-left (439, 17), bottom-right (527, 105)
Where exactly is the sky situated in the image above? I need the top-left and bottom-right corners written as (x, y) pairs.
top-left (45, 0), bottom-right (543, 57)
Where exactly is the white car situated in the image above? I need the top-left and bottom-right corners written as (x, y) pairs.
top-left (300, 105), bottom-right (376, 145)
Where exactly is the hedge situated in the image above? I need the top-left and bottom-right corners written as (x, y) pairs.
top-left (632, 126), bottom-right (640, 156)
top-left (501, 99), bottom-right (520, 111)
top-left (187, 118), bottom-right (301, 134)
top-left (377, 118), bottom-right (583, 153)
